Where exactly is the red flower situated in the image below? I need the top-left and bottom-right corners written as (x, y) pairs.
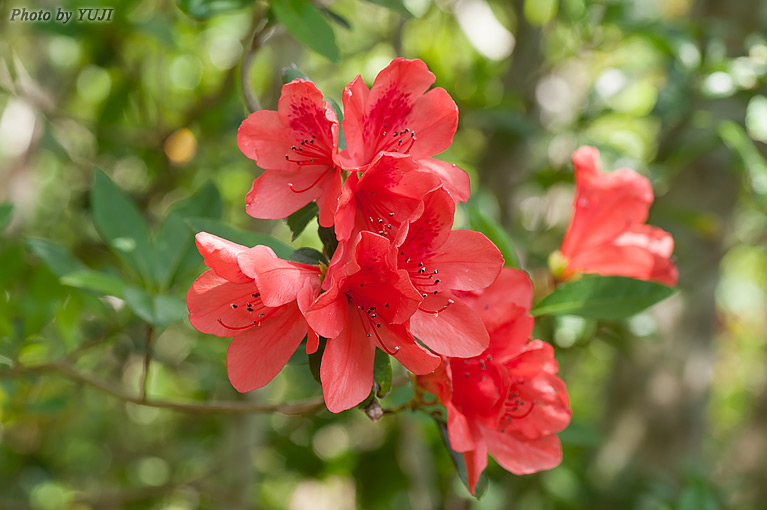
top-left (418, 268), bottom-right (571, 494)
top-left (559, 146), bottom-right (678, 286)
top-left (305, 231), bottom-right (440, 413)
top-left (187, 233), bottom-right (321, 392)
top-left (394, 187), bottom-right (503, 357)
top-left (237, 79), bottom-right (342, 227)
top-left (338, 58), bottom-right (470, 202)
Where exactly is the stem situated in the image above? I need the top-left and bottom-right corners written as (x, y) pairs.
top-left (240, 6), bottom-right (273, 112)
top-left (1, 362), bottom-right (325, 416)
top-left (139, 325), bottom-right (153, 402)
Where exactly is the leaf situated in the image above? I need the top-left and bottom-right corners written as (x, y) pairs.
top-left (185, 217), bottom-right (294, 259)
top-left (321, 7), bottom-right (352, 30)
top-left (286, 202), bottom-right (319, 241)
top-left (176, 0), bottom-right (250, 20)
top-left (0, 202), bottom-right (13, 231)
top-left (272, 0), bottom-right (341, 63)
top-left (60, 270), bottom-right (126, 298)
top-left (27, 238), bottom-right (87, 278)
top-left (154, 181), bottom-right (223, 289)
top-left (363, 0), bottom-right (413, 17)
top-left (467, 205), bottom-right (519, 267)
top-left (308, 337), bottom-right (327, 384)
top-left (678, 481), bottom-right (719, 510)
top-left (326, 97), bottom-right (346, 150)
top-left (282, 65), bottom-right (310, 84)
top-left (289, 247), bottom-right (326, 265)
top-left (124, 287), bottom-right (189, 327)
top-left (318, 225), bottom-right (339, 260)
top-left (531, 275), bottom-right (676, 320)
top-left (91, 170), bottom-right (155, 285)
top-left (435, 420), bottom-right (488, 498)
top-left (373, 349), bottom-right (392, 398)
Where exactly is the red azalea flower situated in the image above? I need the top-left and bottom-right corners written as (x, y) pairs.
top-left (418, 268), bottom-right (571, 494)
top-left (559, 146), bottom-right (678, 286)
top-left (305, 231), bottom-right (440, 413)
top-left (338, 58), bottom-right (470, 202)
top-left (237, 79), bottom-right (343, 227)
top-left (187, 233), bottom-right (321, 392)
top-left (394, 186), bottom-right (503, 357)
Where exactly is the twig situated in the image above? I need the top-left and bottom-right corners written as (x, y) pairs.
top-left (139, 325), bottom-right (153, 401)
top-left (240, 7), bottom-right (274, 112)
top-left (1, 362), bottom-right (325, 416)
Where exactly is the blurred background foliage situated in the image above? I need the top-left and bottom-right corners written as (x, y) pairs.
top-left (1, 0), bottom-right (767, 508)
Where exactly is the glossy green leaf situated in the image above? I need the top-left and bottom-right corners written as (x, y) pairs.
top-left (532, 275), bottom-right (676, 320)
top-left (155, 181), bottom-right (223, 288)
top-left (286, 202), bottom-right (319, 241)
top-left (91, 170), bottom-right (155, 285)
top-left (318, 225), bottom-right (338, 260)
top-left (27, 238), bottom-right (87, 278)
top-left (0, 203), bottom-right (13, 231)
top-left (467, 205), bottom-right (519, 267)
top-left (289, 247), bottom-right (326, 265)
top-left (436, 420), bottom-right (488, 498)
top-left (308, 337), bottom-right (327, 384)
top-left (176, 0), bottom-right (250, 20)
top-left (60, 270), bottom-right (126, 298)
top-left (282, 65), bottom-right (310, 84)
top-left (124, 287), bottom-right (188, 327)
top-left (373, 350), bottom-right (392, 398)
top-left (185, 217), bottom-right (294, 259)
top-left (272, 0), bottom-right (341, 63)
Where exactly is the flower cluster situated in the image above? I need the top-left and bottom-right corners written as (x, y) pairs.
top-left (186, 58), bottom-right (677, 490)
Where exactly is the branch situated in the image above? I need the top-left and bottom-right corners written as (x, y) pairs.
top-left (240, 7), bottom-right (274, 112)
top-left (1, 362), bottom-right (325, 416)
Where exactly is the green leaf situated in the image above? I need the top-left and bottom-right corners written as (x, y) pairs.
top-left (286, 202), bottom-right (319, 241)
top-left (321, 7), bottom-right (352, 30)
top-left (318, 225), bottom-right (339, 260)
top-left (289, 247), bottom-right (326, 265)
top-left (308, 337), bottom-right (327, 384)
top-left (185, 217), bottom-right (294, 259)
top-left (467, 205), bottom-right (519, 267)
top-left (436, 420), bottom-right (488, 498)
top-left (678, 481), bottom-right (719, 510)
top-left (272, 0), bottom-right (341, 63)
top-left (90, 170), bottom-right (155, 285)
top-left (363, 0), bottom-right (413, 17)
top-left (155, 182), bottom-right (223, 288)
top-left (532, 275), bottom-right (676, 320)
top-left (60, 270), bottom-right (126, 298)
top-left (0, 202), bottom-right (13, 231)
top-left (27, 238), bottom-right (87, 277)
top-left (124, 287), bottom-right (188, 327)
top-left (282, 65), bottom-right (310, 84)
top-left (176, 0), bottom-right (250, 20)
top-left (373, 350), bottom-right (392, 398)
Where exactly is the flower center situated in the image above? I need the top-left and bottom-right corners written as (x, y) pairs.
top-left (284, 135), bottom-right (334, 167)
top-left (372, 124), bottom-right (417, 155)
top-left (347, 291), bottom-right (399, 356)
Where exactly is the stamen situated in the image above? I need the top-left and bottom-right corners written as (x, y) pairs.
top-left (289, 170), bottom-right (329, 193)
top-left (217, 318), bottom-right (257, 330)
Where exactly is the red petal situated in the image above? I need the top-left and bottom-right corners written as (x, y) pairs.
top-left (416, 158), bottom-right (471, 202)
top-left (321, 319), bottom-right (376, 413)
top-left (237, 245), bottom-right (320, 307)
top-left (304, 286), bottom-right (347, 339)
top-left (187, 270), bottom-right (272, 337)
top-left (486, 315), bottom-right (534, 363)
top-left (237, 110), bottom-right (298, 171)
top-left (410, 296), bottom-right (489, 357)
top-left (194, 232), bottom-right (250, 284)
top-left (463, 441), bottom-right (488, 496)
top-left (376, 323), bottom-right (441, 375)
top-left (245, 168), bottom-right (327, 220)
top-left (446, 402), bottom-right (477, 452)
top-left (226, 304), bottom-right (308, 392)
top-left (482, 426), bottom-right (563, 475)
top-left (460, 267), bottom-right (533, 334)
top-left (424, 230), bottom-right (504, 292)
top-left (407, 87), bottom-right (459, 160)
top-left (337, 75), bottom-right (369, 170)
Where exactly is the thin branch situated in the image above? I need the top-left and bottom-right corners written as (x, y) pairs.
top-left (1, 362), bottom-right (325, 416)
top-left (240, 7), bottom-right (274, 112)
top-left (139, 325), bottom-right (153, 401)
